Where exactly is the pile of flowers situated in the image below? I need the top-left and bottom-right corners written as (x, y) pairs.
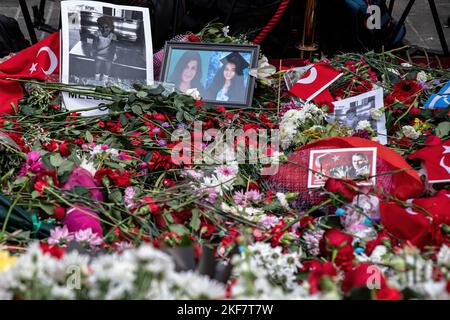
top-left (0, 23), bottom-right (449, 300)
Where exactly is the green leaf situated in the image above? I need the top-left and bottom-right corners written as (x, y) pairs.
top-left (169, 224), bottom-right (189, 236)
top-left (190, 209), bottom-right (201, 231)
top-left (85, 131), bottom-right (94, 143)
top-left (131, 104), bottom-right (143, 116)
top-left (31, 190), bottom-right (40, 199)
top-left (436, 121), bottom-right (450, 138)
top-left (20, 105), bottom-right (35, 116)
top-left (136, 91), bottom-right (148, 99)
top-left (147, 85), bottom-right (165, 96)
top-left (58, 160), bottom-right (74, 175)
top-left (13, 176), bottom-right (30, 186)
top-left (109, 189), bottom-right (122, 203)
top-left (38, 203), bottom-right (55, 216)
top-left (50, 153), bottom-right (64, 167)
top-left (176, 110), bottom-right (184, 122)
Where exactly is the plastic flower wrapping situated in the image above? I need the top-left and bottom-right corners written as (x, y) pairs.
top-left (0, 23), bottom-right (449, 300)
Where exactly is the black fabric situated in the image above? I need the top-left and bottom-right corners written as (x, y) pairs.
top-left (0, 14), bottom-right (30, 59)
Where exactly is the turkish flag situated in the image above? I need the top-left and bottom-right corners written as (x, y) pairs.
top-left (408, 137), bottom-right (450, 184)
top-left (0, 32), bottom-right (59, 115)
top-left (380, 190), bottom-right (450, 247)
top-left (289, 62), bottom-right (342, 103)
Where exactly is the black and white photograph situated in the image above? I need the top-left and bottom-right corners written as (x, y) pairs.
top-left (160, 42), bottom-right (259, 107)
top-left (329, 87), bottom-right (387, 145)
top-left (61, 0), bottom-right (153, 115)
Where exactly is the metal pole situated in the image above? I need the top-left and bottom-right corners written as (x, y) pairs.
top-left (18, 0), bottom-right (38, 44)
top-left (298, 0), bottom-right (318, 59)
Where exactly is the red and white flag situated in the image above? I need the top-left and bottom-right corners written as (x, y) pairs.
top-left (408, 137), bottom-right (450, 184)
top-left (289, 62), bottom-right (342, 103)
top-left (380, 189), bottom-right (450, 247)
top-left (0, 32), bottom-right (59, 114)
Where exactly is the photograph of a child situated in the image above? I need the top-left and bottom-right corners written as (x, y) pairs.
top-left (161, 43), bottom-right (258, 107)
top-left (62, 1), bottom-right (152, 88)
top-left (92, 15), bottom-right (117, 82)
top-left (61, 1), bottom-right (153, 116)
top-left (308, 147), bottom-right (377, 188)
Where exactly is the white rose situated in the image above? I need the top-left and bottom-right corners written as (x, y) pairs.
top-left (185, 88), bottom-right (201, 100)
top-left (356, 120), bottom-right (372, 131)
top-left (402, 125), bottom-right (420, 139)
top-left (416, 71), bottom-right (428, 82)
top-left (370, 108), bottom-right (384, 121)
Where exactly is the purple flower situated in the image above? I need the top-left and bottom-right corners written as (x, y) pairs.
top-left (418, 80), bottom-right (430, 90)
top-left (352, 129), bottom-right (371, 140)
top-left (162, 122), bottom-right (170, 128)
top-left (124, 186), bottom-right (136, 209)
top-left (48, 225), bottom-right (74, 247)
top-left (431, 79), bottom-right (440, 86)
top-left (233, 191), bottom-right (247, 206)
top-left (152, 127), bottom-right (161, 134)
top-left (157, 139), bottom-right (167, 146)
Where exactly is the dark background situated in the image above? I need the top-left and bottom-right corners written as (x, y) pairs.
top-left (2, 0), bottom-right (450, 57)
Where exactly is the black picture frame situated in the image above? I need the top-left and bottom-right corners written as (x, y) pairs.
top-left (160, 41), bottom-right (259, 108)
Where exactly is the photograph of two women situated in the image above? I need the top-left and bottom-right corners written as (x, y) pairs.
top-left (162, 43), bottom-right (258, 107)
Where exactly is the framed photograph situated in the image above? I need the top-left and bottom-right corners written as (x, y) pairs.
top-left (160, 41), bottom-right (259, 107)
top-left (61, 0), bottom-right (153, 116)
top-left (307, 147), bottom-right (377, 188)
top-left (328, 88), bottom-right (387, 145)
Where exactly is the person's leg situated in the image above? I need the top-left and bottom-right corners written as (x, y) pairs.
top-left (95, 59), bottom-right (102, 80)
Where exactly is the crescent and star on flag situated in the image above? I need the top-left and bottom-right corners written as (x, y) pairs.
top-left (29, 46), bottom-right (58, 75)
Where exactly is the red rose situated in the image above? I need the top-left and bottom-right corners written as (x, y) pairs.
top-left (342, 263), bottom-right (386, 294)
top-left (321, 228), bottom-right (353, 249)
top-left (324, 178), bottom-right (358, 202)
top-left (320, 229), bottom-right (355, 268)
top-left (59, 142), bottom-right (71, 157)
top-left (376, 287), bottom-right (402, 300)
top-left (54, 206), bottom-right (66, 220)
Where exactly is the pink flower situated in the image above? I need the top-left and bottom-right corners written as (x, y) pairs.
top-left (215, 165), bottom-right (238, 177)
top-left (48, 225), bottom-right (74, 247)
top-left (19, 151), bottom-right (43, 176)
top-left (260, 215), bottom-right (280, 228)
top-left (245, 190), bottom-right (262, 202)
top-left (233, 191), bottom-right (247, 205)
top-left (74, 228), bottom-right (103, 247)
top-left (124, 186), bottom-right (136, 209)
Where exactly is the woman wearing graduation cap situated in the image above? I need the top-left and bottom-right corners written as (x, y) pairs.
top-left (207, 52), bottom-right (249, 103)
top-left (168, 51), bottom-right (204, 95)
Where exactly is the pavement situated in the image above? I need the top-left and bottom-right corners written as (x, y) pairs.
top-left (1, 0), bottom-right (450, 55)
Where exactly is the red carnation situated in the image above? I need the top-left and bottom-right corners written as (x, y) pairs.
top-left (39, 243), bottom-right (65, 259)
